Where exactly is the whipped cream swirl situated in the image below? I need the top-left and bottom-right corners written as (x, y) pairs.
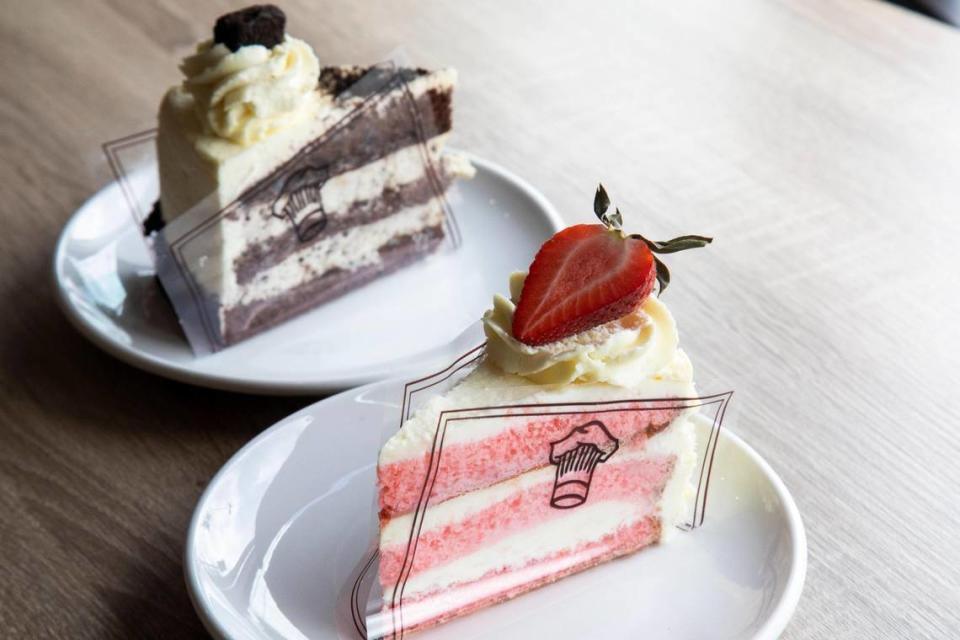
top-left (178, 35), bottom-right (320, 146)
top-left (482, 272), bottom-right (690, 386)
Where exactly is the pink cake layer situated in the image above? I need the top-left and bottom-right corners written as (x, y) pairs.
top-left (381, 515), bottom-right (661, 637)
top-left (379, 452), bottom-right (675, 586)
top-left (379, 405), bottom-right (680, 518)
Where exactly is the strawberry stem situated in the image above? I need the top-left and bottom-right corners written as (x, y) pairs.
top-left (592, 183), bottom-right (712, 295)
top-left (594, 184), bottom-right (611, 218)
top-left (652, 255), bottom-right (670, 294)
top-left (593, 184), bottom-right (622, 230)
top-left (631, 233), bottom-right (712, 295)
top-left (635, 234), bottom-right (714, 254)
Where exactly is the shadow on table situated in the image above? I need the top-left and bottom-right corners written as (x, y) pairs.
top-left (1, 268), bottom-right (311, 437)
top-left (0, 257), bottom-right (317, 638)
top-left (888, 0), bottom-right (959, 25)
top-left (97, 545), bottom-right (214, 639)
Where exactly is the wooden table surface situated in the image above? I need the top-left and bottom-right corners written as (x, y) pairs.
top-left (3, 1), bottom-right (960, 638)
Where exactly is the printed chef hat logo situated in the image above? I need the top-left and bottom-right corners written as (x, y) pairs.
top-left (548, 420), bottom-right (619, 509)
top-left (270, 164), bottom-right (329, 242)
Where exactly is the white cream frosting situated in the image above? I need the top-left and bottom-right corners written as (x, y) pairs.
top-left (178, 34), bottom-right (321, 147)
top-left (482, 272), bottom-right (688, 386)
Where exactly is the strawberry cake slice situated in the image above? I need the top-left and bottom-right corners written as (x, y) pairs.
top-left (373, 185), bottom-right (711, 636)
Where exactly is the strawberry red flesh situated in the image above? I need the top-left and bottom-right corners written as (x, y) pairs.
top-left (512, 224), bottom-right (655, 346)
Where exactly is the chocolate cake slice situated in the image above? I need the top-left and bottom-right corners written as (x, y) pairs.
top-left (154, 5), bottom-right (473, 350)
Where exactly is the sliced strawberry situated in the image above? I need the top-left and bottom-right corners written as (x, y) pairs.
top-left (512, 224), bottom-right (655, 346)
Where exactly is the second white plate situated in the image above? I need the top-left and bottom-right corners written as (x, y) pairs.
top-left (53, 155), bottom-right (562, 394)
top-left (185, 376), bottom-right (807, 640)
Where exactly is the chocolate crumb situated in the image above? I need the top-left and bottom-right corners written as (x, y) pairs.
top-left (318, 66), bottom-right (430, 99)
top-left (213, 5), bottom-right (286, 52)
top-left (143, 200), bottom-right (165, 236)
top-left (318, 66), bottom-right (368, 96)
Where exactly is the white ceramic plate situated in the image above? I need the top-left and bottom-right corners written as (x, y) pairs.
top-left (53, 155), bottom-right (562, 394)
top-left (185, 376), bottom-right (807, 640)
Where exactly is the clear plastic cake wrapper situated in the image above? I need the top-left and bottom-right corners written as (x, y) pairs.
top-left (341, 323), bottom-right (734, 639)
top-left (102, 59), bottom-right (469, 355)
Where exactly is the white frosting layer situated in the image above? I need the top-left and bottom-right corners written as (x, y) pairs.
top-left (389, 500), bottom-right (637, 601)
top-left (381, 461), bottom-right (559, 547)
top-left (483, 272), bottom-right (682, 386)
top-left (659, 412), bottom-right (700, 543)
top-left (379, 353), bottom-right (694, 465)
top-left (218, 197), bottom-right (445, 308)
top-left (382, 413), bottom-right (696, 602)
top-left (238, 137), bottom-right (459, 246)
top-left (179, 35), bottom-right (321, 146)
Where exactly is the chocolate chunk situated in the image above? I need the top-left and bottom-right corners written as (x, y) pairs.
top-left (213, 5), bottom-right (286, 52)
top-left (143, 200), bottom-right (165, 236)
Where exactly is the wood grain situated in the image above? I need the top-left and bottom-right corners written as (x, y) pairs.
top-left (2, 0), bottom-right (960, 638)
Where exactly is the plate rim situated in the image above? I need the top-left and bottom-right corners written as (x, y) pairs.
top-left (52, 153), bottom-right (565, 395)
top-left (183, 381), bottom-right (807, 640)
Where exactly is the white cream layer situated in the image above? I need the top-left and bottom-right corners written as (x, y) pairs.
top-left (379, 357), bottom-right (695, 465)
top-left (211, 196), bottom-right (445, 309)
top-left (388, 501), bottom-right (636, 602)
top-left (382, 414), bottom-right (696, 601)
top-left (230, 137), bottom-right (463, 246)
